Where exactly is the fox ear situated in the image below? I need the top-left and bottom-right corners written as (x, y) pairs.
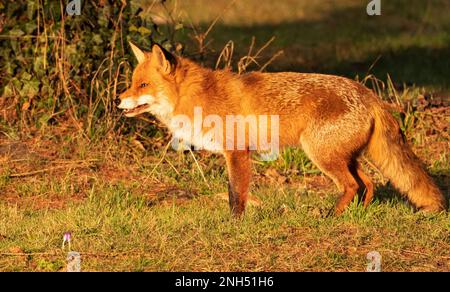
top-left (151, 44), bottom-right (174, 75)
top-left (129, 41), bottom-right (146, 64)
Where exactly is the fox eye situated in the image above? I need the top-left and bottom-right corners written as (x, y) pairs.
top-left (139, 82), bottom-right (149, 88)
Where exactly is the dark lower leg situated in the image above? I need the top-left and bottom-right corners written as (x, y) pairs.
top-left (335, 181), bottom-right (359, 215)
top-left (356, 166), bottom-right (374, 207)
top-left (224, 150), bottom-right (251, 217)
top-left (334, 165), bottom-right (360, 215)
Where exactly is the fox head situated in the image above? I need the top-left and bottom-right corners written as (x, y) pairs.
top-left (116, 42), bottom-right (178, 121)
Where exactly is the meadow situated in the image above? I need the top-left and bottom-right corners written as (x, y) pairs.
top-left (0, 0), bottom-right (448, 271)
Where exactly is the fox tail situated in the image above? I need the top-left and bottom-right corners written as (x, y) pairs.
top-left (366, 106), bottom-right (447, 212)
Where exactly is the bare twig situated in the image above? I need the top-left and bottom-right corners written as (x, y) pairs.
top-left (238, 36), bottom-right (278, 74)
top-left (188, 148), bottom-right (210, 188)
top-left (143, 139), bottom-right (173, 183)
top-left (189, 0), bottom-right (237, 59)
top-left (259, 50), bottom-right (284, 72)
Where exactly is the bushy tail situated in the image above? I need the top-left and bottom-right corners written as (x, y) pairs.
top-left (366, 106), bottom-right (447, 212)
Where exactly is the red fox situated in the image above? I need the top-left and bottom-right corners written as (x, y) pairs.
top-left (116, 42), bottom-right (447, 216)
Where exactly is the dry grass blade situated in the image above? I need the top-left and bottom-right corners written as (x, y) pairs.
top-left (189, 0), bottom-right (237, 58)
top-left (259, 50), bottom-right (284, 72)
top-left (238, 36), bottom-right (278, 74)
top-left (215, 40), bottom-right (234, 70)
top-left (188, 148), bottom-right (210, 188)
top-left (143, 139), bottom-right (173, 184)
top-left (9, 162), bottom-right (96, 178)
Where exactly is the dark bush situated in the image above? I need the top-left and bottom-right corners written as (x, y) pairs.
top-left (0, 0), bottom-right (175, 136)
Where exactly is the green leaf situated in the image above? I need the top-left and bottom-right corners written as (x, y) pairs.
top-left (20, 78), bottom-right (40, 98)
top-left (21, 72), bottom-right (32, 81)
top-left (27, 0), bottom-right (37, 20)
top-left (175, 23), bottom-right (183, 30)
top-left (8, 28), bottom-right (24, 37)
top-left (24, 22), bottom-right (37, 34)
top-left (137, 26), bottom-right (151, 36)
top-left (38, 113), bottom-right (51, 128)
top-left (33, 55), bottom-right (46, 76)
top-left (11, 78), bottom-right (23, 90)
top-left (2, 83), bottom-right (15, 97)
top-left (92, 34), bottom-right (103, 45)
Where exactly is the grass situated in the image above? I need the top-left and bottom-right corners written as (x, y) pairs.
top-left (0, 0), bottom-right (449, 271)
top-left (0, 122), bottom-right (448, 271)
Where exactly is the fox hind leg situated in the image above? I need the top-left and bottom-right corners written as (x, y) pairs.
top-left (354, 164), bottom-right (374, 207)
top-left (332, 163), bottom-right (361, 215)
top-left (301, 139), bottom-right (363, 215)
top-left (306, 153), bottom-right (360, 215)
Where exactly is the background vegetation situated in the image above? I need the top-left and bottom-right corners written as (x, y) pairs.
top-left (0, 0), bottom-right (448, 271)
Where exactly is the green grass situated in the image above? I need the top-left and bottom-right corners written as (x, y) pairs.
top-left (0, 132), bottom-right (448, 271)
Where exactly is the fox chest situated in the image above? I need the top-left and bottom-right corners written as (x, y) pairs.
top-left (168, 122), bottom-right (223, 152)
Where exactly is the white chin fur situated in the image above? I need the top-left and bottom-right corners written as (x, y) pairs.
top-left (149, 95), bottom-right (174, 123)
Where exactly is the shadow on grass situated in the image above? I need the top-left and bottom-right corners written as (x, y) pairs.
top-left (373, 170), bottom-right (450, 211)
top-left (432, 171), bottom-right (450, 209)
top-left (183, 0), bottom-right (450, 90)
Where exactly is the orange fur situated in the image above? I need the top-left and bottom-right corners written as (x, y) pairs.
top-left (118, 43), bottom-right (447, 216)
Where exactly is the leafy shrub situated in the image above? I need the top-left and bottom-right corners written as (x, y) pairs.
top-left (0, 0), bottom-right (175, 136)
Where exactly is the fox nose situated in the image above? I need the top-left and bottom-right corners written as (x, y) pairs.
top-left (114, 98), bottom-right (121, 106)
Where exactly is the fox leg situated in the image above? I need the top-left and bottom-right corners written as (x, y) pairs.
top-left (322, 162), bottom-right (373, 214)
top-left (332, 163), bottom-right (360, 215)
top-left (301, 138), bottom-right (362, 215)
top-left (223, 150), bottom-right (252, 217)
top-left (306, 155), bottom-right (360, 215)
top-left (354, 164), bottom-right (374, 207)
